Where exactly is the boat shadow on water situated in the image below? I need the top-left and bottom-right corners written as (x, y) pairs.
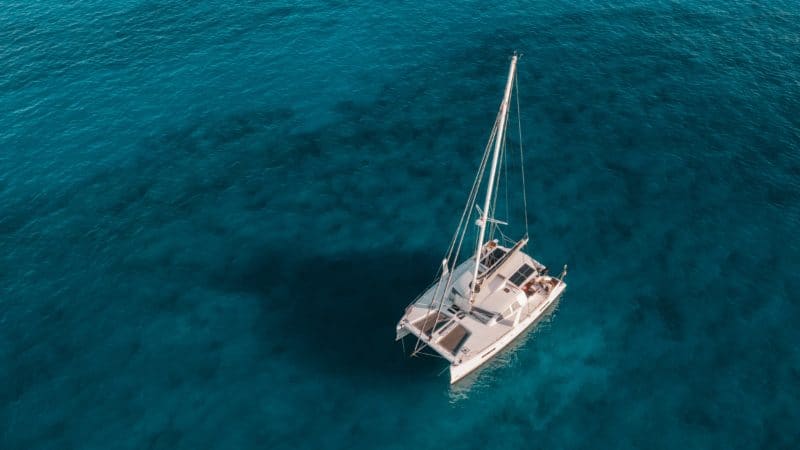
top-left (229, 247), bottom-right (447, 382)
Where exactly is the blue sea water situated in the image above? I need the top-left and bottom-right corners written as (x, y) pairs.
top-left (2, 0), bottom-right (800, 448)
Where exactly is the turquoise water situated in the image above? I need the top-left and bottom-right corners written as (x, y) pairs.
top-left (2, 1), bottom-right (799, 448)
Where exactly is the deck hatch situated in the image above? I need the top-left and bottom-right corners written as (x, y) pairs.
top-left (480, 248), bottom-right (506, 269)
top-left (413, 313), bottom-right (451, 337)
top-left (509, 264), bottom-right (535, 286)
top-left (439, 324), bottom-right (470, 355)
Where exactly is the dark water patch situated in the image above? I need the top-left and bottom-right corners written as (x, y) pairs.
top-left (221, 246), bottom-right (446, 380)
top-left (145, 107), bottom-right (297, 156)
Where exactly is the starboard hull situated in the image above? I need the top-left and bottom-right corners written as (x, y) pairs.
top-left (449, 281), bottom-right (565, 384)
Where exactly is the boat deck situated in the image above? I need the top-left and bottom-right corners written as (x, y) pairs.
top-left (398, 245), bottom-right (562, 364)
top-left (438, 323), bottom-right (469, 353)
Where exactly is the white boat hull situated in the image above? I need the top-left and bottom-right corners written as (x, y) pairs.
top-left (448, 281), bottom-right (565, 384)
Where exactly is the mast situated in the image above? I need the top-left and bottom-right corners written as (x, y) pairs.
top-left (470, 53), bottom-right (518, 302)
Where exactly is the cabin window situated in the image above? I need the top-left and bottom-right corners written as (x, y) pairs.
top-left (481, 248), bottom-right (506, 268)
top-left (509, 264), bottom-right (535, 286)
top-left (502, 303), bottom-right (519, 318)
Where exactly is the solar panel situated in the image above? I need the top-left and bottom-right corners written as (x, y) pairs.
top-left (509, 264), bottom-right (535, 286)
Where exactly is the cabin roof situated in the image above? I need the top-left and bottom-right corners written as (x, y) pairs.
top-left (473, 250), bottom-right (533, 313)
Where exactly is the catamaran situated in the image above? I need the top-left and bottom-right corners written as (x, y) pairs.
top-left (396, 53), bottom-right (567, 384)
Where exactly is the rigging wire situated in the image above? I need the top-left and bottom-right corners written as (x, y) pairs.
top-left (412, 116), bottom-right (500, 354)
top-left (413, 124), bottom-right (494, 354)
top-left (515, 69), bottom-right (529, 238)
top-left (503, 114), bottom-right (510, 243)
top-left (488, 96), bottom-right (511, 243)
top-left (409, 60), bottom-right (527, 356)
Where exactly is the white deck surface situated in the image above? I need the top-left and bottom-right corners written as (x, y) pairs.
top-left (397, 242), bottom-right (566, 381)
